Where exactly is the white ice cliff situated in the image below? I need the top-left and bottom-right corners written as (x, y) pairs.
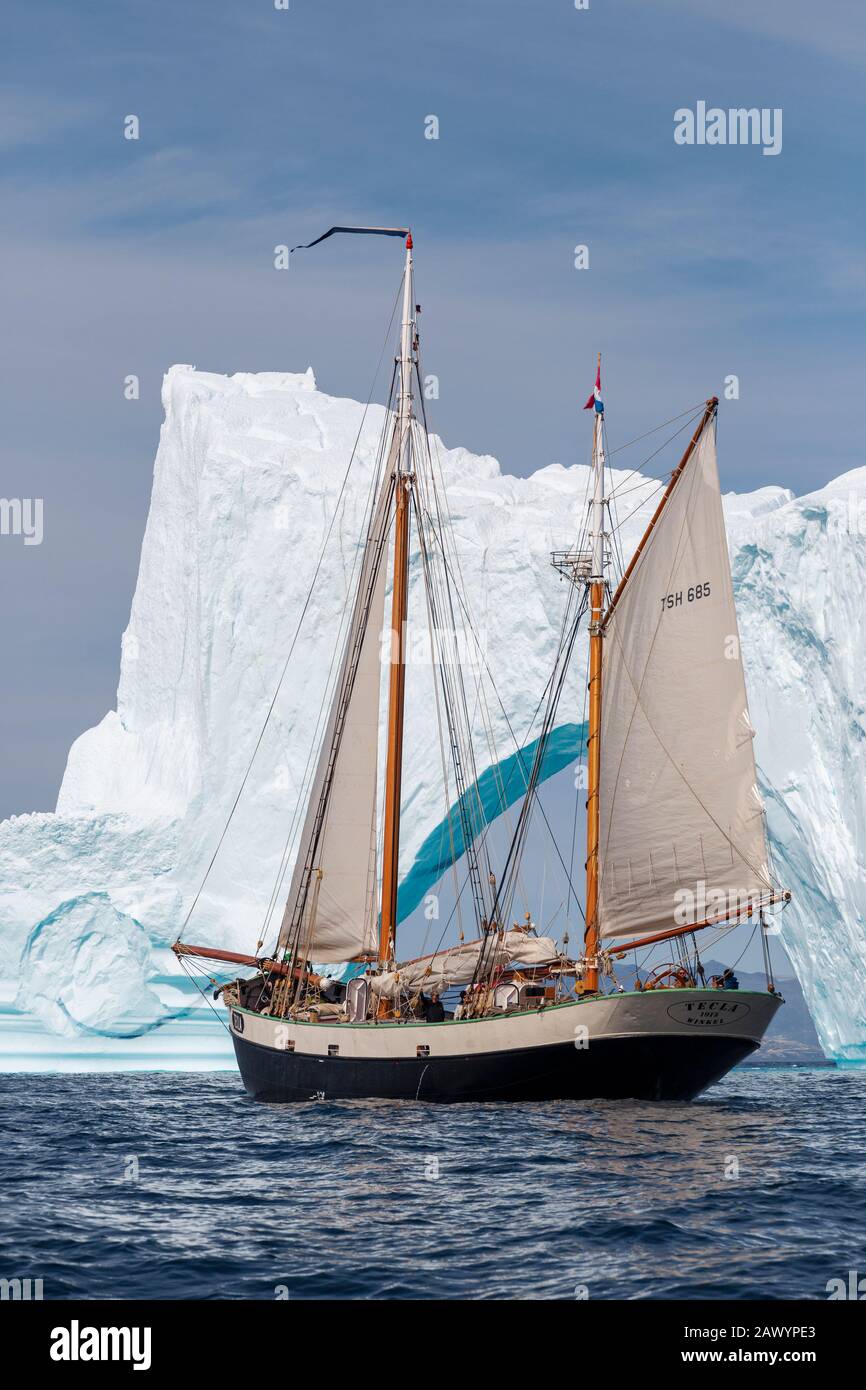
top-left (1, 366), bottom-right (864, 1065)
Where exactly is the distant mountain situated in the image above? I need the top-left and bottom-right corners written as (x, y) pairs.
top-left (703, 962), bottom-right (829, 1067)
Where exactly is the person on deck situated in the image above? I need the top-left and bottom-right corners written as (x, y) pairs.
top-left (721, 968), bottom-right (740, 991)
top-left (425, 991), bottom-right (445, 1023)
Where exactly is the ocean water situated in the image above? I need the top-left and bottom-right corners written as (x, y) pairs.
top-left (0, 1067), bottom-right (863, 1300)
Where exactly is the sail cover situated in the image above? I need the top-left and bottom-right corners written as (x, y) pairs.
top-left (368, 931), bottom-right (560, 999)
top-left (598, 420), bottom-right (772, 942)
top-left (276, 468), bottom-right (394, 963)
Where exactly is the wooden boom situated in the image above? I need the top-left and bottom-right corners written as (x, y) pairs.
top-left (172, 941), bottom-right (319, 983)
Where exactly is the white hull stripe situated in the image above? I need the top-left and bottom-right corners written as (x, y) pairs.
top-left (228, 990), bottom-right (781, 1061)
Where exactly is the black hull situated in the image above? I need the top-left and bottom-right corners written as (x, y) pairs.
top-left (231, 1030), bottom-right (759, 1103)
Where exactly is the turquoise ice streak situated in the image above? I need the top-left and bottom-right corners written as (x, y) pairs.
top-left (396, 721), bottom-right (587, 924)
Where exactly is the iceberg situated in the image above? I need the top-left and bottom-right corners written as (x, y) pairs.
top-left (1, 366), bottom-right (864, 1065)
top-left (17, 892), bottom-right (168, 1038)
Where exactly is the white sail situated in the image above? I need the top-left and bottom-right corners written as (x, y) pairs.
top-left (276, 469), bottom-right (393, 963)
top-left (598, 420), bottom-right (773, 942)
top-left (369, 931), bottom-right (560, 999)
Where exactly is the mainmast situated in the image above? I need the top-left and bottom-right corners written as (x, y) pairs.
top-left (379, 234), bottom-right (416, 965)
top-left (584, 355), bottom-right (605, 992)
top-left (552, 356), bottom-right (606, 991)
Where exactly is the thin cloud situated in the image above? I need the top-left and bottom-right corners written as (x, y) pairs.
top-left (0, 89), bottom-right (95, 150)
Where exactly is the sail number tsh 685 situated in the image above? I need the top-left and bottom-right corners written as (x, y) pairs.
top-left (660, 581), bottom-right (711, 611)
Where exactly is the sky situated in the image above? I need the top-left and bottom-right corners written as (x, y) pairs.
top-left (1, 0), bottom-right (864, 816)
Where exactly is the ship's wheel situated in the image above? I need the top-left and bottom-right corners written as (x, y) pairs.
top-left (641, 964), bottom-right (695, 990)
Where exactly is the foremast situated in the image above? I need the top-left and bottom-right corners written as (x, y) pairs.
top-left (555, 375), bottom-right (740, 985)
top-left (379, 234), bottom-right (416, 967)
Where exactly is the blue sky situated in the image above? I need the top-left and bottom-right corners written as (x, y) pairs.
top-left (1, 0), bottom-right (864, 814)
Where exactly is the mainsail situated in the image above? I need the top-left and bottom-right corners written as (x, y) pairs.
top-left (276, 465), bottom-right (395, 963)
top-left (597, 419), bottom-right (773, 942)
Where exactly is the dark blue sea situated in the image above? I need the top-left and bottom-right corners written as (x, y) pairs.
top-left (1, 1067), bottom-right (863, 1300)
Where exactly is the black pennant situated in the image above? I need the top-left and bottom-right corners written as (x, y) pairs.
top-left (290, 225), bottom-right (410, 254)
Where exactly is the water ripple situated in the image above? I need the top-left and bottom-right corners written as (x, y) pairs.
top-left (0, 1068), bottom-right (863, 1299)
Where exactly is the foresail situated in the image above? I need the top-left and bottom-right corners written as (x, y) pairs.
top-left (277, 467), bottom-right (394, 963)
top-left (598, 420), bottom-right (773, 942)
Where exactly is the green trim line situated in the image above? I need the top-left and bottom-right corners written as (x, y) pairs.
top-left (231, 998), bottom-right (585, 1029)
top-left (396, 720), bottom-right (587, 924)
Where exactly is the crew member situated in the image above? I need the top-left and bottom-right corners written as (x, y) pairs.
top-left (426, 990), bottom-right (445, 1022)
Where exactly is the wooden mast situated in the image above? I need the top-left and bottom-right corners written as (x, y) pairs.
top-left (584, 581), bottom-right (603, 991)
top-left (583, 354), bottom-right (604, 993)
top-left (378, 234), bottom-right (415, 967)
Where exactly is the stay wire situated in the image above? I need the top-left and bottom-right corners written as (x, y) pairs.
top-left (176, 276), bottom-right (404, 944)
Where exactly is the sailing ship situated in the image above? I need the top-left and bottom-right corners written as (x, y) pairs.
top-left (173, 227), bottom-right (790, 1102)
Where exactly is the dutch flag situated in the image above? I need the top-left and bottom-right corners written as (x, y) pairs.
top-left (583, 362), bottom-right (603, 413)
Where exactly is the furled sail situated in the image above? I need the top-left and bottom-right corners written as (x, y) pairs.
top-left (368, 931), bottom-right (560, 999)
top-left (598, 419), bottom-right (773, 941)
top-left (277, 466), bottom-right (395, 963)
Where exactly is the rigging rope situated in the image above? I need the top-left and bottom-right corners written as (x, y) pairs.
top-left (175, 278), bottom-right (404, 945)
top-left (257, 369), bottom-right (398, 954)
